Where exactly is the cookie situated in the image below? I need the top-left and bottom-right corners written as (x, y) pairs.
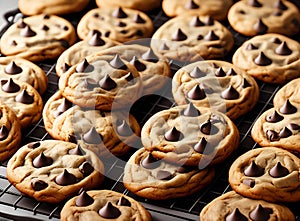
top-left (61, 189), bottom-right (152, 221)
top-left (0, 103), bottom-right (22, 161)
top-left (232, 33), bottom-right (300, 84)
top-left (229, 147), bottom-right (300, 203)
top-left (0, 57), bottom-right (48, 94)
top-left (95, 0), bottom-right (161, 12)
top-left (141, 104), bottom-right (240, 167)
top-left (172, 60), bottom-right (259, 120)
top-left (0, 78), bottom-right (43, 128)
top-left (43, 91), bottom-right (141, 157)
top-left (162, 0), bottom-right (233, 20)
top-left (7, 140), bottom-right (105, 203)
top-left (200, 191), bottom-right (295, 221)
top-left (0, 14), bottom-right (76, 62)
top-left (56, 30), bottom-right (119, 77)
top-left (90, 44), bottom-right (171, 95)
top-left (77, 7), bottom-right (153, 43)
top-left (18, 0), bottom-right (90, 16)
top-left (151, 13), bottom-right (234, 62)
top-left (228, 0), bottom-right (300, 36)
top-left (273, 78), bottom-right (300, 107)
top-left (58, 53), bottom-right (143, 110)
top-left (123, 148), bottom-right (215, 200)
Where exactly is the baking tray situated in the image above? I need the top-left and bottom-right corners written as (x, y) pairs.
top-left (1, 1), bottom-right (300, 220)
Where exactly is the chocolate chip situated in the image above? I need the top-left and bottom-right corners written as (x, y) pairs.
top-left (266, 130), bottom-right (280, 141)
top-left (105, 31), bottom-right (110, 37)
top-left (185, 0), bottom-right (199, 9)
top-left (109, 54), bottom-right (127, 70)
top-left (172, 28), bottom-right (187, 41)
top-left (141, 48), bottom-right (159, 62)
top-left (112, 7), bottom-right (127, 18)
top-left (275, 41), bottom-right (292, 55)
top-left (20, 25), bottom-right (36, 37)
top-left (117, 196), bottom-right (131, 207)
top-left (55, 169), bottom-right (77, 186)
top-left (0, 126), bottom-right (8, 141)
top-left (43, 14), bottom-right (50, 19)
top-left (221, 85), bottom-right (239, 100)
top-left (76, 191), bottom-right (94, 207)
top-left (274, 0), bottom-right (287, 10)
top-left (156, 170), bottom-right (173, 180)
top-left (242, 78), bottom-right (251, 88)
top-left (269, 162), bottom-right (289, 178)
top-left (215, 67), bottom-right (226, 77)
top-left (141, 153), bottom-right (161, 169)
top-left (99, 75), bottom-right (117, 91)
top-left (197, 35), bottom-right (203, 40)
top-left (79, 162), bottom-right (94, 176)
top-left (88, 32), bottom-right (105, 46)
top-left (187, 85), bottom-right (206, 100)
top-left (88, 29), bottom-right (101, 39)
top-left (99, 202), bottom-right (121, 219)
top-left (10, 40), bottom-right (17, 46)
top-left (253, 19), bottom-right (268, 34)
top-left (31, 179), bottom-right (48, 191)
top-left (254, 52), bottom-right (272, 66)
top-left (245, 43), bottom-right (258, 50)
top-left (116, 21), bottom-right (126, 27)
top-left (239, 10), bottom-right (246, 14)
top-left (83, 127), bottom-right (103, 144)
top-left (116, 120), bottom-right (132, 136)
top-left (1, 79), bottom-right (20, 93)
top-left (28, 142), bottom-right (41, 149)
top-left (160, 43), bottom-right (169, 51)
top-left (200, 120), bottom-right (219, 135)
top-left (250, 204), bottom-right (271, 221)
top-left (130, 56), bottom-right (146, 71)
top-left (33, 152), bottom-right (53, 168)
top-left (176, 166), bottom-right (193, 173)
top-left (265, 110), bottom-right (283, 123)
top-left (76, 59), bottom-right (94, 73)
top-left (271, 37), bottom-right (282, 44)
top-left (125, 72), bottom-right (134, 82)
top-left (5, 61), bottom-right (22, 74)
top-left (133, 14), bottom-right (145, 23)
top-left (226, 208), bottom-right (247, 221)
top-left (17, 19), bottom-right (27, 28)
top-left (15, 89), bottom-right (34, 104)
top-left (204, 16), bottom-right (214, 26)
top-left (190, 16), bottom-right (204, 27)
top-left (68, 133), bottom-right (78, 143)
top-left (248, 0), bottom-right (262, 7)
top-left (193, 137), bottom-right (208, 153)
top-left (204, 30), bottom-right (219, 41)
top-left (189, 67), bottom-right (206, 78)
top-left (279, 99), bottom-right (297, 114)
top-left (53, 98), bottom-right (72, 117)
top-left (288, 123), bottom-right (300, 130)
top-left (41, 25), bottom-right (49, 31)
top-left (227, 68), bottom-right (237, 76)
top-left (244, 161), bottom-right (264, 177)
top-left (69, 144), bottom-right (86, 155)
top-left (243, 178), bottom-right (256, 188)
top-left (279, 127), bottom-right (292, 138)
top-left (164, 127), bottom-right (183, 141)
top-left (62, 63), bottom-right (71, 73)
top-left (182, 102), bottom-right (200, 117)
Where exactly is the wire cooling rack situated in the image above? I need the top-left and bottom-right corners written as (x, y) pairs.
top-left (1, 1), bottom-right (300, 220)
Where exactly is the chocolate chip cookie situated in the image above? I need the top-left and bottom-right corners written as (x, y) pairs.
top-left (61, 189), bottom-right (152, 221)
top-left (7, 140), bottom-right (105, 203)
top-left (228, 0), bottom-right (300, 36)
top-left (273, 78), bottom-right (300, 108)
top-left (141, 104), bottom-right (240, 167)
top-left (172, 60), bottom-right (259, 120)
top-left (233, 33), bottom-right (300, 84)
top-left (123, 148), bottom-right (215, 200)
top-left (200, 191), bottom-right (295, 221)
top-left (96, 0), bottom-right (161, 12)
top-left (77, 7), bottom-right (153, 43)
top-left (151, 13), bottom-right (234, 62)
top-left (229, 147), bottom-right (300, 203)
top-left (0, 14), bottom-right (76, 62)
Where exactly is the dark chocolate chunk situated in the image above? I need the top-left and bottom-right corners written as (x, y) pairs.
top-left (248, 0), bottom-right (262, 7)
top-left (193, 137), bottom-right (208, 153)
top-left (141, 48), bottom-right (159, 62)
top-left (53, 98), bottom-right (72, 117)
top-left (156, 170), bottom-right (173, 180)
top-left (20, 25), bottom-right (36, 37)
top-left (69, 145), bottom-right (86, 155)
top-left (185, 0), bottom-right (199, 9)
top-left (133, 14), bottom-right (145, 23)
top-left (43, 14), bottom-right (50, 19)
top-left (271, 37), bottom-right (282, 44)
top-left (242, 78), bottom-right (251, 88)
top-left (117, 196), bottom-right (131, 207)
top-left (1, 78), bottom-right (20, 93)
top-left (99, 202), bottom-right (121, 219)
top-left (116, 120), bottom-right (132, 136)
top-left (105, 31), bottom-right (110, 37)
top-left (76, 59), bottom-right (94, 73)
top-left (130, 56), bottom-right (146, 71)
top-left (76, 191), bottom-right (94, 207)
top-left (244, 161), bottom-right (264, 177)
top-left (32, 152), bottom-right (53, 168)
top-left (275, 41), bottom-right (292, 55)
top-left (62, 63), bottom-right (71, 73)
top-left (225, 208), bottom-right (247, 221)
top-left (279, 99), bottom-right (297, 114)
top-left (109, 54), bottom-right (127, 70)
top-left (204, 16), bottom-right (214, 26)
top-left (55, 169), bottom-right (77, 186)
top-left (243, 178), bottom-right (256, 188)
top-left (28, 142), bottom-right (41, 149)
top-left (0, 126), bottom-right (8, 141)
top-left (141, 153), bottom-right (161, 169)
top-left (288, 123), bottom-right (300, 130)
top-left (62, 26), bottom-right (69, 31)
top-left (172, 28), bottom-right (187, 41)
top-left (112, 7), bottom-right (127, 18)
top-left (274, 0), bottom-right (287, 10)
top-left (31, 179), bottom-right (48, 191)
top-left (197, 35), bottom-right (203, 40)
top-left (200, 120), bottom-right (218, 135)
top-left (116, 21), bottom-right (126, 27)
top-left (254, 52), bottom-right (272, 66)
top-left (79, 162), bottom-right (94, 176)
top-left (221, 85), bottom-right (239, 100)
top-left (226, 68), bottom-right (237, 76)
top-left (204, 30), bottom-right (219, 41)
top-left (250, 204), bottom-right (271, 221)
top-left (164, 127), bottom-right (183, 141)
top-left (266, 130), bottom-right (280, 141)
top-left (182, 102), bottom-right (200, 117)
top-left (187, 85), bottom-right (206, 100)
top-left (215, 67), bottom-right (226, 77)
top-left (245, 43), bottom-right (258, 50)
top-left (190, 16), bottom-right (204, 27)
top-left (88, 32), bottom-right (105, 46)
top-left (269, 162), bottom-right (289, 178)
top-left (253, 19), bottom-right (268, 34)
top-left (189, 67), bottom-right (206, 78)
top-left (17, 19), bottom-right (27, 28)
top-left (265, 110), bottom-right (283, 123)
top-left (4, 61), bottom-right (22, 74)
top-left (99, 75), bottom-right (117, 91)
top-left (83, 127), bottom-right (103, 144)
top-left (15, 89), bottom-right (34, 104)
top-left (279, 127), bottom-right (292, 138)
top-left (41, 25), bottom-right (49, 31)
